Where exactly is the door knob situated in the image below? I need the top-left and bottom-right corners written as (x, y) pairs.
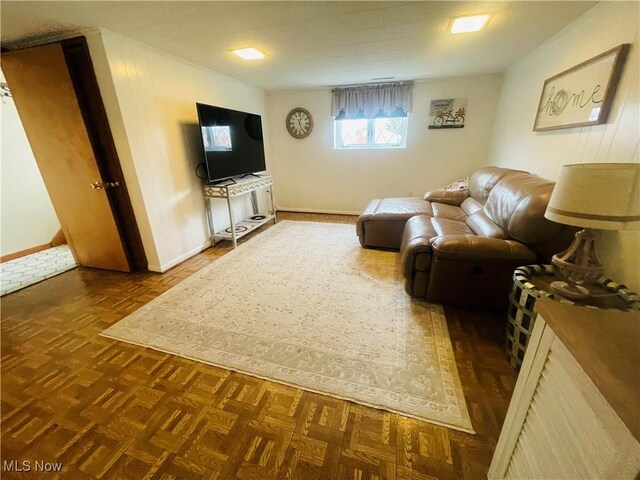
top-left (91, 181), bottom-right (120, 190)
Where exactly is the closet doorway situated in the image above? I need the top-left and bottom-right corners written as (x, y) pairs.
top-left (2, 37), bottom-right (146, 278)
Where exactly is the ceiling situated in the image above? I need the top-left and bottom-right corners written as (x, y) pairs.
top-left (1, 1), bottom-right (596, 91)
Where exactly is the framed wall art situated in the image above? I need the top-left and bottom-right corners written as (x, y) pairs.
top-left (533, 44), bottom-right (629, 132)
top-left (428, 98), bottom-right (467, 129)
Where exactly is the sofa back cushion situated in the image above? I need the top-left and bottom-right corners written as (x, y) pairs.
top-left (468, 167), bottom-right (527, 204)
top-left (483, 172), bottom-right (564, 245)
top-left (460, 197), bottom-right (483, 215)
top-left (465, 210), bottom-right (509, 239)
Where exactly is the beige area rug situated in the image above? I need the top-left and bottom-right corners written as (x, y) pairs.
top-left (101, 221), bottom-right (473, 433)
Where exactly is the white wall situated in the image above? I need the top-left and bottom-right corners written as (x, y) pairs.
top-left (489, 1), bottom-right (640, 291)
top-left (0, 70), bottom-right (60, 257)
top-left (86, 29), bottom-right (270, 271)
top-left (267, 75), bottom-right (502, 214)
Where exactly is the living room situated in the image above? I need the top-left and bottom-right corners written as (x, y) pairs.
top-left (1, 1), bottom-right (639, 479)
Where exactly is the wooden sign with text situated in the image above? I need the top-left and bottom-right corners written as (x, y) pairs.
top-left (533, 44), bottom-right (629, 132)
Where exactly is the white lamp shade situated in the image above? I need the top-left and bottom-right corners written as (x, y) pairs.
top-left (545, 163), bottom-right (640, 230)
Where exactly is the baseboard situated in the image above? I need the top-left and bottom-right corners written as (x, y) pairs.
top-left (50, 229), bottom-right (67, 247)
top-left (277, 207), bottom-right (360, 216)
top-left (145, 209), bottom-right (359, 273)
top-left (1, 242), bottom-right (52, 263)
top-left (147, 240), bottom-right (211, 273)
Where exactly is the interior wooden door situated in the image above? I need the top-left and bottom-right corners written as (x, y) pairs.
top-left (2, 43), bottom-right (131, 272)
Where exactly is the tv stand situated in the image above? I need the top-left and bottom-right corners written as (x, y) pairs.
top-left (203, 174), bottom-right (275, 248)
top-left (240, 172), bottom-right (261, 179)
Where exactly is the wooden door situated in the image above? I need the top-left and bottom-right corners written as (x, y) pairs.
top-left (2, 43), bottom-right (131, 271)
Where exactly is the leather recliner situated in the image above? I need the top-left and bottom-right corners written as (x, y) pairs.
top-left (356, 167), bottom-right (575, 309)
top-left (356, 167), bottom-right (523, 250)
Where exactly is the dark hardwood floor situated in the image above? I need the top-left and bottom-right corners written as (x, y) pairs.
top-left (1, 212), bottom-right (516, 479)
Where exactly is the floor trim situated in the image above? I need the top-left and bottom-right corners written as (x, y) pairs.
top-left (1, 243), bottom-right (52, 263)
top-left (147, 240), bottom-right (211, 273)
top-left (277, 207), bottom-right (360, 216)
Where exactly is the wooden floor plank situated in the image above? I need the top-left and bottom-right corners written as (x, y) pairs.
top-left (1, 212), bottom-right (516, 479)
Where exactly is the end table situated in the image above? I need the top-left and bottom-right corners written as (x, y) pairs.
top-left (506, 264), bottom-right (640, 370)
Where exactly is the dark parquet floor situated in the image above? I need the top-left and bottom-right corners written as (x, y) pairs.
top-left (1, 212), bottom-right (516, 479)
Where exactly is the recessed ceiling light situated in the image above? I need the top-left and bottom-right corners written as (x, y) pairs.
top-left (450, 14), bottom-right (491, 34)
top-left (231, 47), bottom-right (266, 60)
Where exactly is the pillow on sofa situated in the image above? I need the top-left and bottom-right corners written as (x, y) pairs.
top-left (424, 177), bottom-right (470, 206)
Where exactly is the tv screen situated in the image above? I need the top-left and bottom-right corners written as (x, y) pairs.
top-left (196, 103), bottom-right (266, 183)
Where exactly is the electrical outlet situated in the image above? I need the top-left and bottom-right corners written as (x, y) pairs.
top-left (409, 191), bottom-right (413, 197)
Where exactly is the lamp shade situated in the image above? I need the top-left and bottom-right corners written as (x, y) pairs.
top-left (545, 163), bottom-right (640, 230)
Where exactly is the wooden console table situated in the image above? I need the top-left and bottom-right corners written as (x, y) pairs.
top-left (203, 174), bottom-right (275, 248)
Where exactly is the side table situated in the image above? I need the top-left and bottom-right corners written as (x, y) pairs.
top-left (506, 264), bottom-right (640, 370)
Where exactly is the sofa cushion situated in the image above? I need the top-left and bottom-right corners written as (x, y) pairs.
top-left (465, 210), bottom-right (508, 239)
top-left (484, 172), bottom-right (565, 245)
top-left (431, 202), bottom-right (467, 222)
top-left (430, 217), bottom-right (474, 236)
top-left (460, 197), bottom-right (484, 216)
top-left (359, 197), bottom-right (432, 221)
top-left (430, 236), bottom-right (537, 263)
top-left (468, 167), bottom-right (527, 203)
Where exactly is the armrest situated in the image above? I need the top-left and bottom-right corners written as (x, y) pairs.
top-left (400, 215), bottom-right (437, 278)
top-left (423, 189), bottom-right (469, 206)
top-left (356, 199), bottom-right (381, 236)
top-left (431, 235), bottom-right (537, 263)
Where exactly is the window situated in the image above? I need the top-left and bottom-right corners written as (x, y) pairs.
top-left (202, 126), bottom-right (232, 151)
top-left (334, 117), bottom-right (408, 149)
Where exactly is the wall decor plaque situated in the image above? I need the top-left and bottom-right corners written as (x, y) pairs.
top-left (428, 98), bottom-right (467, 129)
top-left (533, 44), bottom-right (629, 132)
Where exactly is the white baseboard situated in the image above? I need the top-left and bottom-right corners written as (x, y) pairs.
top-left (277, 207), bottom-right (360, 216)
top-left (145, 208), bottom-right (359, 273)
top-left (147, 240), bottom-right (211, 273)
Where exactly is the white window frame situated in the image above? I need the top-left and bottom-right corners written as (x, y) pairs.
top-left (334, 117), bottom-right (408, 150)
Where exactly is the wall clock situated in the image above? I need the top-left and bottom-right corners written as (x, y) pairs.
top-left (286, 107), bottom-right (313, 139)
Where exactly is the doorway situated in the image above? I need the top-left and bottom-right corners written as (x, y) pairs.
top-left (1, 37), bottom-right (146, 279)
top-left (1, 73), bottom-right (77, 295)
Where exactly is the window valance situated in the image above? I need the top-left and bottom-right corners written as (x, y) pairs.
top-left (331, 81), bottom-right (413, 120)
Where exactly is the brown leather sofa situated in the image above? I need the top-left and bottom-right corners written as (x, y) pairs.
top-left (356, 167), bottom-right (574, 309)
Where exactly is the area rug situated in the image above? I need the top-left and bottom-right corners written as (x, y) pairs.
top-left (101, 220), bottom-right (473, 433)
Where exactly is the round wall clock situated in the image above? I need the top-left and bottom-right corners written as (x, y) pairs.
top-left (286, 107), bottom-right (313, 139)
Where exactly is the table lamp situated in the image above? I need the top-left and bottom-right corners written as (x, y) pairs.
top-left (544, 163), bottom-right (640, 300)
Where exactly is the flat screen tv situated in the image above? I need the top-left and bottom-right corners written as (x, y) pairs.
top-left (196, 103), bottom-right (266, 183)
